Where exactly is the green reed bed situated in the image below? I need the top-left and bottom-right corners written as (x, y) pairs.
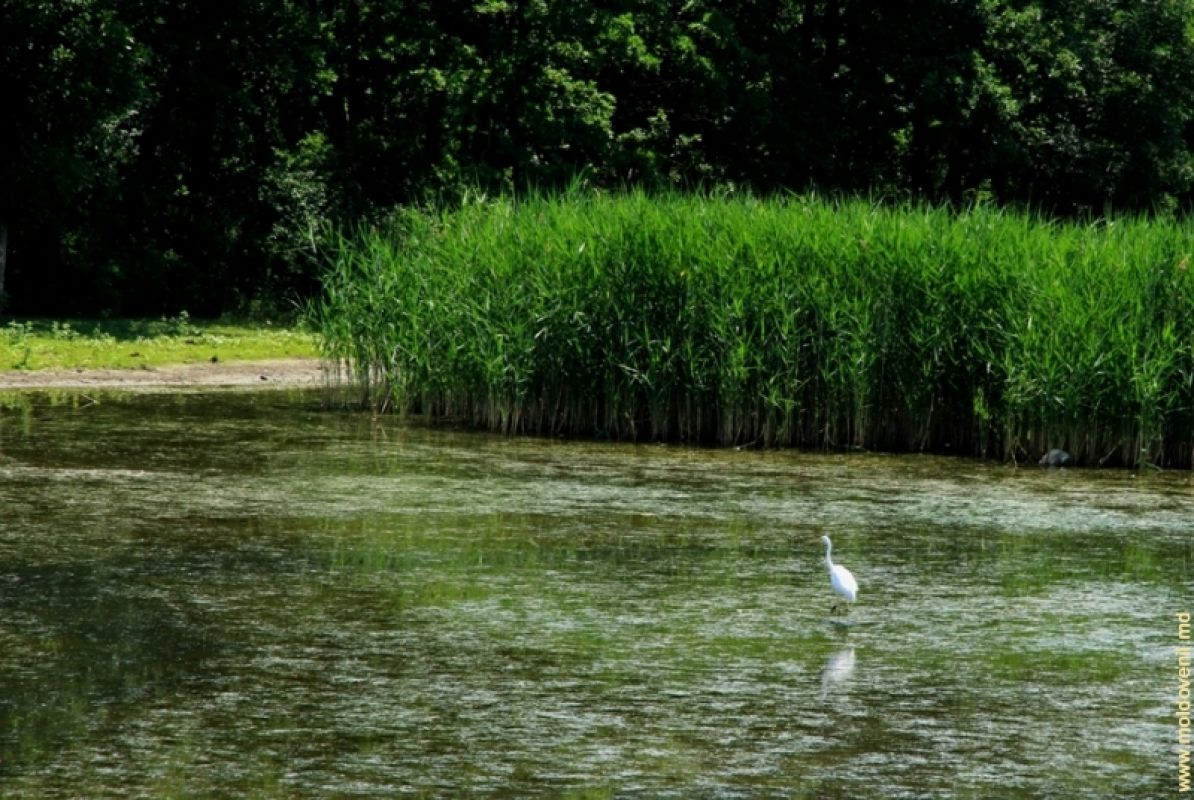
top-left (317, 192), bottom-right (1194, 467)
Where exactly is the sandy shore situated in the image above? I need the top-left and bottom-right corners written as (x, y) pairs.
top-left (0, 358), bottom-right (331, 390)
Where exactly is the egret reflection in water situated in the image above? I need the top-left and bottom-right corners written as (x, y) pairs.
top-left (820, 645), bottom-right (856, 700)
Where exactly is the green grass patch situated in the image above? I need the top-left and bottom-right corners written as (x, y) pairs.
top-left (985, 648), bottom-right (1132, 685)
top-left (316, 190), bottom-right (1194, 467)
top-left (0, 314), bottom-right (317, 370)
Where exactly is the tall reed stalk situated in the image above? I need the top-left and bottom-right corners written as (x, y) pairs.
top-left (316, 191), bottom-right (1194, 467)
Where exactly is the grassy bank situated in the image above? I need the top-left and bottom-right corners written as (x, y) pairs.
top-left (0, 315), bottom-right (317, 371)
top-left (317, 191), bottom-right (1194, 467)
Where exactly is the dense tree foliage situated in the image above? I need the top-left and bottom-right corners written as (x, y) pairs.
top-left (5, 0), bottom-right (1194, 315)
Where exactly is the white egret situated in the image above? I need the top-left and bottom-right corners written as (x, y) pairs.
top-left (820, 534), bottom-right (858, 613)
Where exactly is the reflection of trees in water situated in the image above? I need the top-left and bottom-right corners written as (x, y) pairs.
top-left (0, 560), bottom-right (219, 777)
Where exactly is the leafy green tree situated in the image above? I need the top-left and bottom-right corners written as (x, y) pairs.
top-left (0, 0), bottom-right (144, 313)
top-left (317, 0), bottom-right (618, 205)
top-left (112, 0), bottom-right (328, 312)
top-left (980, 0), bottom-right (1194, 213)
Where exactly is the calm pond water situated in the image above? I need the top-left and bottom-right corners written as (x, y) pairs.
top-left (0, 389), bottom-right (1189, 798)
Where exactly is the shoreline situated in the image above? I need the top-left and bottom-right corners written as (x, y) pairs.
top-left (0, 358), bottom-right (329, 391)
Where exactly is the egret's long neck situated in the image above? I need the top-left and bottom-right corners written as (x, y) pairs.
top-left (823, 541), bottom-right (834, 571)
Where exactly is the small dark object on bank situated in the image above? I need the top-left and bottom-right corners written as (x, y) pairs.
top-left (1039, 448), bottom-right (1072, 467)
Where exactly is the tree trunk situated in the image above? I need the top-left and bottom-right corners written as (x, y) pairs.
top-left (0, 218), bottom-right (7, 311)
